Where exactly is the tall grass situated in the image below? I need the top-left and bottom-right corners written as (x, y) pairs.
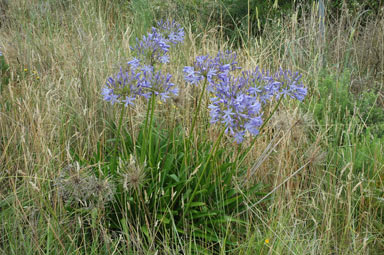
top-left (0, 0), bottom-right (383, 254)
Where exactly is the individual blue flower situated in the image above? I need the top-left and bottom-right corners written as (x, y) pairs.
top-left (127, 58), bottom-right (141, 70)
top-left (222, 107), bottom-right (235, 126)
top-left (206, 68), bottom-right (218, 85)
top-left (244, 116), bottom-right (263, 135)
top-left (234, 131), bottom-right (246, 144)
top-left (109, 93), bottom-right (120, 105)
top-left (183, 66), bottom-right (203, 85)
top-left (243, 68), bottom-right (273, 102)
top-left (141, 65), bottom-right (154, 75)
top-left (101, 87), bottom-right (114, 101)
top-left (122, 96), bottom-right (135, 107)
top-left (159, 54), bottom-right (170, 64)
top-left (102, 86), bottom-right (120, 105)
top-left (290, 85), bottom-right (307, 101)
top-left (194, 55), bottom-right (218, 79)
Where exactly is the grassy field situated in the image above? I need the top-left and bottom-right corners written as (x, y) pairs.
top-left (0, 0), bottom-right (383, 254)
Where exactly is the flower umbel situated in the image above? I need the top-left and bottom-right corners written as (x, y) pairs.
top-left (244, 67), bottom-right (307, 103)
top-left (101, 67), bottom-right (142, 106)
top-left (155, 19), bottom-right (185, 45)
top-left (140, 68), bottom-right (179, 101)
top-left (183, 51), bottom-right (241, 89)
top-left (130, 28), bottom-right (170, 65)
top-left (209, 75), bottom-right (263, 143)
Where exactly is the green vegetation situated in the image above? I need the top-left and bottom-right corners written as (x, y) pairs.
top-left (0, 0), bottom-right (383, 254)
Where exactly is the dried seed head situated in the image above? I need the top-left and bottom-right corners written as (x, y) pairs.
top-left (55, 162), bottom-right (115, 208)
top-left (306, 144), bottom-right (327, 168)
top-left (120, 155), bottom-right (146, 191)
top-left (272, 108), bottom-right (313, 142)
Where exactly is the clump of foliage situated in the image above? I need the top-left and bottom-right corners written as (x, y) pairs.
top-left (57, 19), bottom-right (307, 251)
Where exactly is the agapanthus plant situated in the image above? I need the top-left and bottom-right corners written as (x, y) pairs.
top-left (102, 19), bottom-right (185, 168)
top-left (97, 18), bottom-right (310, 248)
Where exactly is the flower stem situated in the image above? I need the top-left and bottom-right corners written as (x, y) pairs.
top-left (117, 105), bottom-right (126, 142)
top-left (190, 78), bottom-right (207, 138)
top-left (184, 78), bottom-right (208, 169)
top-left (128, 107), bottom-right (136, 154)
top-left (148, 94), bottom-right (156, 166)
top-left (140, 97), bottom-right (152, 164)
top-left (184, 128), bottom-right (225, 214)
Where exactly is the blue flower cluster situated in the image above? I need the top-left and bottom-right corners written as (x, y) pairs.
top-left (102, 20), bottom-right (184, 107)
top-left (244, 68), bottom-right (307, 103)
top-left (183, 51), bottom-right (240, 88)
top-left (101, 65), bottom-right (178, 106)
top-left (155, 20), bottom-right (185, 45)
top-left (102, 68), bottom-right (141, 106)
top-left (140, 65), bottom-right (179, 101)
top-left (184, 52), bottom-right (307, 143)
top-left (130, 29), bottom-right (170, 65)
top-left (209, 75), bottom-right (263, 143)
top-left (101, 19), bottom-right (307, 143)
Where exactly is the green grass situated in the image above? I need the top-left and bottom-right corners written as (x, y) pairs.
top-left (0, 0), bottom-right (383, 254)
